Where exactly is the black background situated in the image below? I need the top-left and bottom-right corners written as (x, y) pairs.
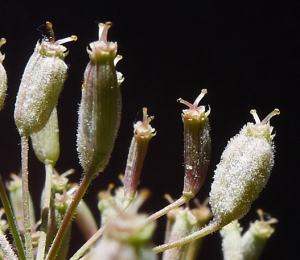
top-left (0, 0), bottom-right (299, 259)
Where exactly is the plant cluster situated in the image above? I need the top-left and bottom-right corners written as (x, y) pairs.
top-left (0, 21), bottom-right (278, 260)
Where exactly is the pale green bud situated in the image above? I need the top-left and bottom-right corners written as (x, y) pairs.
top-left (163, 208), bottom-right (197, 260)
top-left (241, 209), bottom-right (278, 260)
top-left (77, 22), bottom-right (122, 175)
top-left (14, 22), bottom-right (77, 136)
top-left (220, 220), bottom-right (243, 260)
top-left (0, 38), bottom-right (7, 111)
top-left (30, 107), bottom-right (60, 165)
top-left (209, 109), bottom-right (280, 226)
top-left (92, 194), bottom-right (156, 260)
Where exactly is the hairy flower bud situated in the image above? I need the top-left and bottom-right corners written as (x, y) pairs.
top-left (30, 107), bottom-right (60, 165)
top-left (123, 108), bottom-right (155, 205)
top-left (209, 109), bottom-right (280, 226)
top-left (0, 38), bottom-right (7, 111)
top-left (77, 22), bottom-right (122, 175)
top-left (163, 208), bottom-right (197, 260)
top-left (220, 220), bottom-right (243, 260)
top-left (178, 89), bottom-right (211, 198)
top-left (14, 22), bottom-right (77, 136)
top-left (241, 209), bottom-right (278, 260)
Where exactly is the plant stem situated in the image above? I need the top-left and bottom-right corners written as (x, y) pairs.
top-left (70, 209), bottom-right (125, 260)
top-left (36, 162), bottom-right (53, 260)
top-left (45, 173), bottom-right (93, 260)
top-left (153, 221), bottom-right (220, 253)
top-left (146, 196), bottom-right (188, 223)
top-left (0, 176), bottom-right (26, 260)
top-left (21, 135), bottom-right (34, 260)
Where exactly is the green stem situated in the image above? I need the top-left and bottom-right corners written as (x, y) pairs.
top-left (70, 209), bottom-right (125, 260)
top-left (0, 176), bottom-right (26, 260)
top-left (46, 173), bottom-right (94, 260)
top-left (36, 163), bottom-right (53, 260)
top-left (21, 135), bottom-right (33, 260)
top-left (146, 196), bottom-right (188, 223)
top-left (153, 221), bottom-right (220, 253)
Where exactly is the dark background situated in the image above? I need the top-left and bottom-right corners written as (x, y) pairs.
top-left (0, 0), bottom-right (299, 259)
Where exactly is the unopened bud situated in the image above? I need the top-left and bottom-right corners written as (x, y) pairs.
top-left (77, 22), bottom-right (122, 175)
top-left (93, 192), bottom-right (156, 260)
top-left (210, 109), bottom-right (280, 226)
top-left (242, 209), bottom-right (278, 260)
top-left (14, 22), bottom-right (77, 136)
top-left (178, 89), bottom-right (211, 198)
top-left (163, 208), bottom-right (197, 260)
top-left (0, 38), bottom-right (7, 111)
top-left (220, 220), bottom-right (243, 260)
top-left (30, 107), bottom-right (60, 165)
top-left (123, 108), bottom-right (155, 205)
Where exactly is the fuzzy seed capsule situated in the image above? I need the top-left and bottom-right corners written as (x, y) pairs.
top-left (14, 22), bottom-right (77, 136)
top-left (209, 109), bottom-right (280, 226)
top-left (0, 38), bottom-right (7, 111)
top-left (178, 89), bottom-right (211, 198)
top-left (77, 22), bottom-right (122, 175)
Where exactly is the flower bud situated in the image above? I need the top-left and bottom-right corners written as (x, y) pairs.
top-left (30, 106), bottom-right (60, 165)
top-left (241, 209), bottom-right (278, 260)
top-left (0, 38), bottom-right (7, 111)
top-left (14, 22), bottom-right (77, 136)
top-left (77, 22), bottom-right (122, 175)
top-left (93, 190), bottom-right (156, 260)
top-left (178, 89), bottom-right (211, 198)
top-left (220, 220), bottom-right (243, 260)
top-left (209, 109), bottom-right (280, 226)
top-left (163, 208), bottom-right (197, 260)
top-left (123, 108), bottom-right (155, 205)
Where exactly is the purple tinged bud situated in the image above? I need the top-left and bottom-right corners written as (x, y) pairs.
top-left (123, 108), bottom-right (155, 204)
top-left (14, 22), bottom-right (77, 136)
top-left (178, 89), bottom-right (211, 198)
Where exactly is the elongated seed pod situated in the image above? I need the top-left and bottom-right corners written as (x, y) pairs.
top-left (77, 22), bottom-right (122, 175)
top-left (0, 38), bottom-right (7, 111)
top-left (14, 22), bottom-right (77, 136)
top-left (209, 109), bottom-right (280, 226)
top-left (30, 107), bottom-right (60, 165)
top-left (178, 89), bottom-right (211, 198)
top-left (123, 108), bottom-right (155, 205)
